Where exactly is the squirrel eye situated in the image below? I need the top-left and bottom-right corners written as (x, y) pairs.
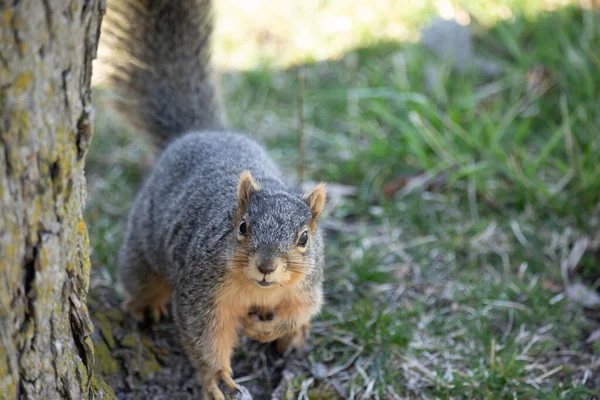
top-left (238, 219), bottom-right (247, 236)
top-left (298, 231), bottom-right (309, 247)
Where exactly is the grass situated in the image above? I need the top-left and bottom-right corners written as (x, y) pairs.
top-left (87, 0), bottom-right (600, 398)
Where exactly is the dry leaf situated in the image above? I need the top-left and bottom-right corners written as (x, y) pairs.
top-left (383, 176), bottom-right (411, 197)
top-left (542, 279), bottom-right (563, 294)
top-left (310, 362), bottom-right (328, 380)
top-left (566, 283), bottom-right (600, 308)
top-left (567, 237), bottom-right (589, 272)
top-left (383, 173), bottom-right (447, 198)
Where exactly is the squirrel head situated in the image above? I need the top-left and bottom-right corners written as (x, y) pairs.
top-left (231, 170), bottom-right (326, 289)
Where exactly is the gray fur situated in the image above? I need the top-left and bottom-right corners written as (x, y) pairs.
top-left (110, 0), bottom-right (325, 390)
top-left (105, 0), bottom-right (224, 147)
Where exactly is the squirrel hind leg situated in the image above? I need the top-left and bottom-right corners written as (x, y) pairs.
top-left (275, 322), bottom-right (311, 354)
top-left (121, 270), bottom-right (172, 323)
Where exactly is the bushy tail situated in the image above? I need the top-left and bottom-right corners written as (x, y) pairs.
top-left (104, 0), bottom-right (225, 148)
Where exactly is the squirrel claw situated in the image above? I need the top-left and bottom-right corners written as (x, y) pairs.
top-left (247, 307), bottom-right (274, 322)
top-left (123, 295), bottom-right (170, 323)
top-left (202, 377), bottom-right (225, 400)
top-left (202, 369), bottom-right (239, 400)
top-left (219, 369), bottom-right (239, 391)
top-left (258, 311), bottom-right (274, 322)
top-left (150, 302), bottom-right (170, 323)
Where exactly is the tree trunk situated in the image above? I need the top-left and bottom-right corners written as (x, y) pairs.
top-left (0, 1), bottom-right (107, 399)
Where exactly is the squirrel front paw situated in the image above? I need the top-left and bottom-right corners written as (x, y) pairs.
top-left (201, 368), bottom-right (241, 400)
top-left (247, 306), bottom-right (274, 322)
top-left (242, 307), bottom-right (280, 343)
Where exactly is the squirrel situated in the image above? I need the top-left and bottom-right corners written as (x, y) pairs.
top-left (105, 0), bottom-right (326, 399)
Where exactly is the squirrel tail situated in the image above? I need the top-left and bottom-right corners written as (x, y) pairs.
top-left (104, 0), bottom-right (225, 148)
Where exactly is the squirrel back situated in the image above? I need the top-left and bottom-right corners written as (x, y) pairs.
top-left (105, 0), bottom-right (224, 147)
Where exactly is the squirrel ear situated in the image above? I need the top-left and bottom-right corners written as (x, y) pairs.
top-left (236, 170), bottom-right (259, 220)
top-left (303, 183), bottom-right (326, 229)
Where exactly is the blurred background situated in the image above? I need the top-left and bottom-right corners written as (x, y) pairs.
top-left (88, 0), bottom-right (600, 397)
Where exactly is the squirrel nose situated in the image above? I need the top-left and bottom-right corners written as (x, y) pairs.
top-left (257, 260), bottom-right (276, 275)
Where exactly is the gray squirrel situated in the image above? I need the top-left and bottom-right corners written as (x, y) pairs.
top-left (105, 0), bottom-right (327, 398)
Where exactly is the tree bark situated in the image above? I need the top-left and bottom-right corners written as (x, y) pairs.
top-left (0, 1), bottom-right (107, 399)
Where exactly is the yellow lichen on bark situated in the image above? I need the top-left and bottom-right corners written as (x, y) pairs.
top-left (0, 0), bottom-right (107, 399)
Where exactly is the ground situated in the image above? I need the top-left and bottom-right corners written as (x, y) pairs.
top-left (86, 0), bottom-right (600, 398)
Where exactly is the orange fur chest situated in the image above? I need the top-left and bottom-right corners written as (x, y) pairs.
top-left (215, 269), bottom-right (315, 334)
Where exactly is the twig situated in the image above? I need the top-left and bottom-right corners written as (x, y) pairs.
top-left (271, 369), bottom-right (295, 400)
top-left (327, 348), bottom-right (363, 378)
top-left (531, 365), bottom-right (563, 383)
top-left (298, 377), bottom-right (314, 400)
top-left (297, 69), bottom-right (305, 185)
